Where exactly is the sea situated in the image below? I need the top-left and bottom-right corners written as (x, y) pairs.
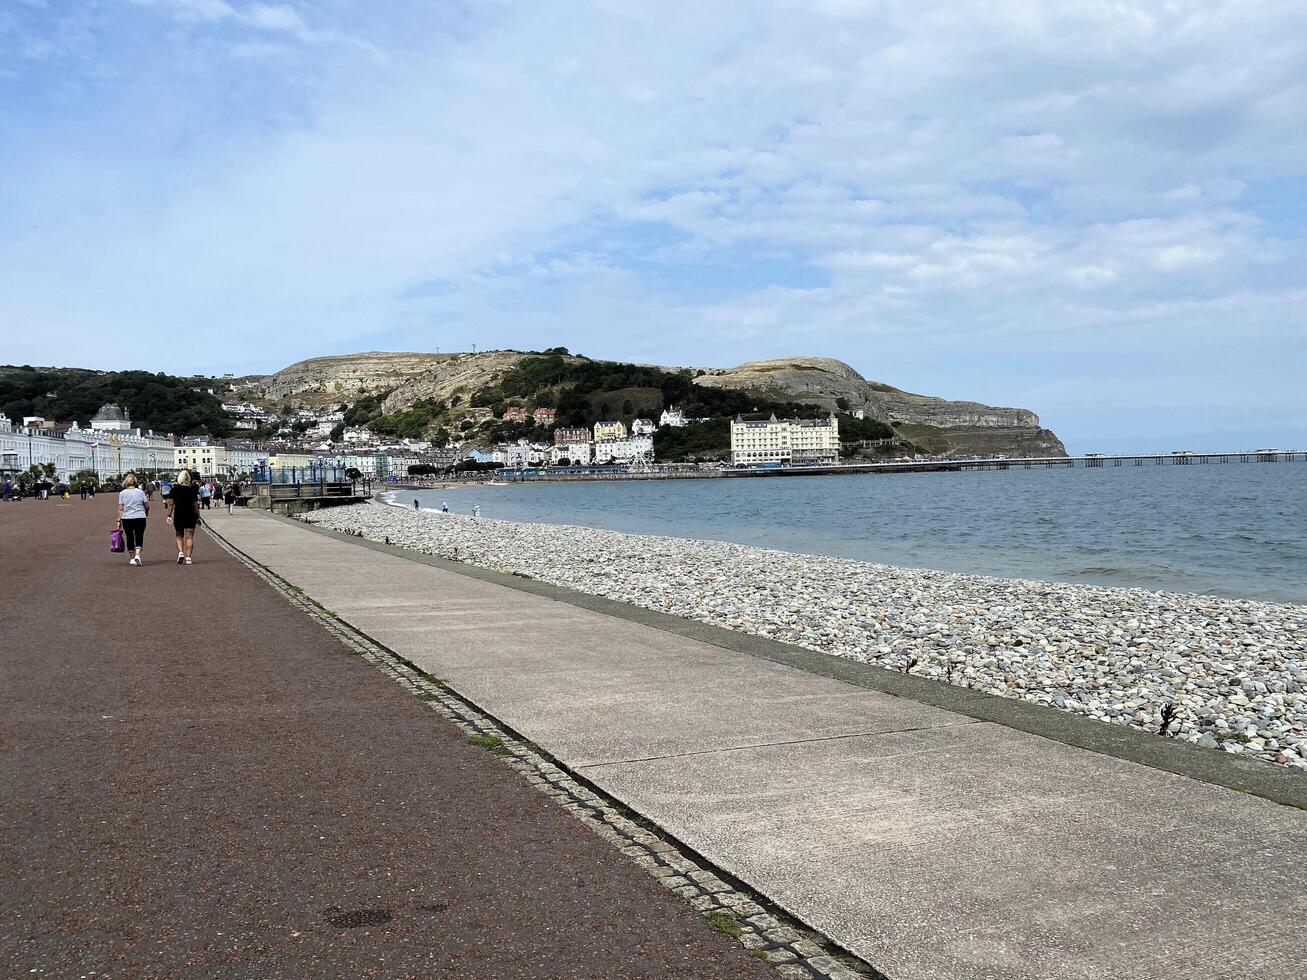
top-left (394, 463), bottom-right (1307, 604)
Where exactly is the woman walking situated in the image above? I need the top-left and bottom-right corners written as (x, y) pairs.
top-left (166, 470), bottom-right (201, 565)
top-left (117, 474), bottom-right (149, 566)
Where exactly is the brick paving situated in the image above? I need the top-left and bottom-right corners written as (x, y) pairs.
top-left (0, 495), bottom-right (774, 978)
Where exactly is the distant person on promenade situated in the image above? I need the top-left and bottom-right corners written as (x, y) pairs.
top-left (2, 478), bottom-right (12, 501)
top-left (143, 481), bottom-right (152, 502)
top-left (224, 482), bottom-right (237, 514)
top-left (117, 474), bottom-right (149, 566)
top-left (199, 481), bottom-right (212, 510)
top-left (88, 482), bottom-right (95, 499)
top-left (166, 470), bottom-right (201, 565)
top-left (80, 482), bottom-right (88, 500)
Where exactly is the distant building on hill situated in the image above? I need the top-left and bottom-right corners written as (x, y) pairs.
top-left (730, 414), bottom-right (839, 466)
top-left (659, 406), bottom-right (687, 428)
top-left (502, 405), bottom-right (528, 423)
top-left (631, 417), bottom-right (655, 436)
top-left (593, 420), bottom-right (626, 441)
top-left (532, 407), bottom-right (557, 426)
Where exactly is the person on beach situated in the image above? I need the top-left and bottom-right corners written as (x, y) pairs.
top-left (441, 501), bottom-right (449, 513)
top-left (472, 504), bottom-right (480, 518)
top-left (414, 499), bottom-right (420, 510)
top-left (117, 473), bottom-right (149, 566)
top-left (166, 470), bottom-right (201, 565)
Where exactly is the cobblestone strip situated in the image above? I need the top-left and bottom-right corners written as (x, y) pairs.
top-left (206, 524), bottom-right (885, 980)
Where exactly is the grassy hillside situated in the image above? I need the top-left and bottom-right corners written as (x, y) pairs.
top-left (0, 366), bottom-right (234, 437)
top-left (344, 353), bottom-right (878, 457)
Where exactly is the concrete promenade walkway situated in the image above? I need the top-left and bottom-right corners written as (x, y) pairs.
top-left (0, 495), bottom-right (773, 979)
top-left (208, 506), bottom-right (1307, 980)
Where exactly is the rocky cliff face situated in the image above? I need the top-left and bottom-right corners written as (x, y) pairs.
top-left (255, 352), bottom-right (455, 406)
top-left (695, 356), bottom-right (1065, 456)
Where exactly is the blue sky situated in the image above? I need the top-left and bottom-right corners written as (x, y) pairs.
top-left (2, 1), bottom-right (1305, 453)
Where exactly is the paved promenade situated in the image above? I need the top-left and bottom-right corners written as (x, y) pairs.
top-left (0, 496), bottom-right (773, 979)
top-left (207, 505), bottom-right (1307, 980)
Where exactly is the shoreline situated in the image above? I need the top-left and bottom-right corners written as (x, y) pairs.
top-left (301, 501), bottom-right (1307, 772)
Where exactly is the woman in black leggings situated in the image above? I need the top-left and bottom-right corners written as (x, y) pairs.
top-left (116, 473), bottom-right (150, 566)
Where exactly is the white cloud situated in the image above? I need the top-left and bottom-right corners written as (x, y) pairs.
top-left (1, 0), bottom-right (1305, 449)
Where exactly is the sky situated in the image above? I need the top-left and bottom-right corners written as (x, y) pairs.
top-left (1, 1), bottom-right (1305, 454)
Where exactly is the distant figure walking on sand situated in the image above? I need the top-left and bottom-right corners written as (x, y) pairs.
top-left (414, 498), bottom-right (420, 510)
top-left (117, 474), bottom-right (149, 566)
top-left (441, 501), bottom-right (449, 513)
top-left (166, 470), bottom-right (201, 565)
top-left (472, 504), bottom-right (480, 518)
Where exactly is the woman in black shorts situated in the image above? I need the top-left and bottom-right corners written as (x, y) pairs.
top-left (166, 470), bottom-right (201, 565)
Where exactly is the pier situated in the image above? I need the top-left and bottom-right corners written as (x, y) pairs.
top-left (398, 448), bottom-right (1307, 486)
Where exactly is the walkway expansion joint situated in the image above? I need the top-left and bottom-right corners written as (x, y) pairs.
top-left (205, 523), bottom-right (887, 980)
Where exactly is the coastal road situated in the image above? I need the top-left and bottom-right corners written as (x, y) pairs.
top-left (0, 495), bottom-right (774, 978)
top-left (208, 504), bottom-right (1307, 980)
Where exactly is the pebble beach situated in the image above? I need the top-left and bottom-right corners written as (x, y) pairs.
top-left (302, 501), bottom-right (1307, 771)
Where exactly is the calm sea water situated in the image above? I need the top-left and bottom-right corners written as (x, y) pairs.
top-left (402, 464), bottom-right (1307, 604)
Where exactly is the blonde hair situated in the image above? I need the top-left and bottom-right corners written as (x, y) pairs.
top-left (176, 470), bottom-right (193, 485)
top-left (122, 473), bottom-right (137, 488)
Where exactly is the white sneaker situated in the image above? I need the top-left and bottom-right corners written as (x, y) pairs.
top-left (184, 556), bottom-right (192, 565)
top-left (130, 556), bottom-right (141, 565)
top-left (127, 556), bottom-right (137, 565)
top-left (177, 552), bottom-right (185, 564)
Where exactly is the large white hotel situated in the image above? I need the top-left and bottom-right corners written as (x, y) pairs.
top-left (729, 413), bottom-right (840, 466)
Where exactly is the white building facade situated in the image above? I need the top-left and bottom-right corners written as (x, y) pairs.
top-left (730, 414), bottom-right (839, 466)
top-left (593, 434), bottom-right (654, 465)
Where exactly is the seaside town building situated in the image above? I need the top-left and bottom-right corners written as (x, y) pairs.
top-left (659, 406), bottom-right (687, 428)
top-left (532, 407), bottom-right (557, 426)
top-left (553, 427), bottom-right (590, 446)
top-left (90, 403), bottom-right (133, 432)
top-left (593, 420), bottom-right (626, 440)
top-left (730, 414), bottom-right (840, 466)
top-left (549, 442), bottom-right (593, 466)
top-left (0, 411), bottom-right (177, 481)
top-left (174, 439), bottom-right (264, 478)
top-left (593, 434), bottom-right (654, 465)
top-left (502, 405), bottom-right (529, 423)
top-left (631, 418), bottom-right (656, 436)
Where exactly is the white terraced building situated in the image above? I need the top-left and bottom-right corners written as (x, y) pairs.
top-left (593, 434), bottom-right (654, 465)
top-left (549, 442), bottom-right (592, 465)
top-left (730, 414), bottom-right (840, 466)
top-left (0, 412), bottom-right (176, 480)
